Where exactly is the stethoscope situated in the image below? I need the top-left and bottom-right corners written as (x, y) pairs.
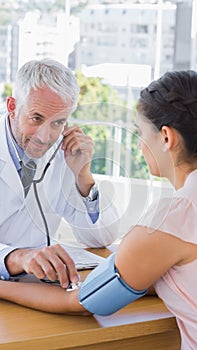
top-left (32, 137), bottom-right (64, 247)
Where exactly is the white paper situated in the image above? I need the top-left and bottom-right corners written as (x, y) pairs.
top-left (61, 244), bottom-right (106, 270)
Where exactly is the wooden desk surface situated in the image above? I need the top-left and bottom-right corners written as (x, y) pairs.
top-left (0, 249), bottom-right (181, 350)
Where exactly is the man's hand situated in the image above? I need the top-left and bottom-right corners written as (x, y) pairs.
top-left (5, 244), bottom-right (79, 288)
top-left (61, 125), bottom-right (95, 196)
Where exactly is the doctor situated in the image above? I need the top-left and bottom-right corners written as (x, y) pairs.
top-left (0, 59), bottom-right (120, 289)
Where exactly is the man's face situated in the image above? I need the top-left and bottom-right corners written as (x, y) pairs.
top-left (9, 87), bottom-right (71, 159)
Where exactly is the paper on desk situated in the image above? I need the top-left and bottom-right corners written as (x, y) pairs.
top-left (61, 244), bottom-right (106, 270)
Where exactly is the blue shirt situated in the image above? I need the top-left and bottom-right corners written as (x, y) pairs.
top-left (5, 115), bottom-right (23, 174)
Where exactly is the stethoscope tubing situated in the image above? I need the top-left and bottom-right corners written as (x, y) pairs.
top-left (32, 137), bottom-right (64, 246)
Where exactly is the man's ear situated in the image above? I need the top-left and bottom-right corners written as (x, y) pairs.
top-left (7, 97), bottom-right (16, 116)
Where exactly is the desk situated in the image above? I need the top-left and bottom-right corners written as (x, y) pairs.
top-left (0, 249), bottom-right (181, 350)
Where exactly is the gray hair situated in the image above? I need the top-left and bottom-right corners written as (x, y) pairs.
top-left (12, 58), bottom-right (80, 113)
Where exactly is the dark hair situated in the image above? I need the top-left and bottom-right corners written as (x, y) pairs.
top-left (137, 70), bottom-right (197, 159)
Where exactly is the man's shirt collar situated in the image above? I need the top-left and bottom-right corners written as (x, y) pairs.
top-left (5, 114), bottom-right (25, 171)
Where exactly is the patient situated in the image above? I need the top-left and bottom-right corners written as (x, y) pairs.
top-left (0, 70), bottom-right (197, 349)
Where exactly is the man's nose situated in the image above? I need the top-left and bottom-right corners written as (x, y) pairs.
top-left (36, 124), bottom-right (51, 143)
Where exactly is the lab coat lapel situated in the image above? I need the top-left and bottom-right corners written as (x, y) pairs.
top-left (0, 158), bottom-right (24, 197)
top-left (0, 115), bottom-right (24, 198)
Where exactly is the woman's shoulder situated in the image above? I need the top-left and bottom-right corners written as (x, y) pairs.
top-left (138, 177), bottom-right (197, 243)
top-left (176, 169), bottom-right (197, 205)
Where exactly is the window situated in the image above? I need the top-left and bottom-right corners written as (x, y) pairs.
top-left (97, 36), bottom-right (116, 46)
top-left (131, 24), bottom-right (148, 34)
top-left (130, 38), bottom-right (147, 48)
top-left (98, 23), bottom-right (118, 33)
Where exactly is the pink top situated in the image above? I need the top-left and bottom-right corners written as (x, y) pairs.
top-left (139, 170), bottom-right (197, 349)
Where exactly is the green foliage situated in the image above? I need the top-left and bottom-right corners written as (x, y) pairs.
top-left (73, 70), bottom-right (123, 118)
top-left (51, 0), bottom-right (65, 11)
top-left (82, 124), bottom-right (109, 175)
top-left (2, 83), bottom-right (12, 101)
top-left (72, 70), bottom-right (148, 178)
top-left (51, 0), bottom-right (87, 13)
top-left (70, 2), bottom-right (88, 15)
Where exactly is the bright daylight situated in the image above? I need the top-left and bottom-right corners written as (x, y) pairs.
top-left (0, 1), bottom-right (197, 349)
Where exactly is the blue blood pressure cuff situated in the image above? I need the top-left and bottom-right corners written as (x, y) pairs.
top-left (78, 253), bottom-right (148, 316)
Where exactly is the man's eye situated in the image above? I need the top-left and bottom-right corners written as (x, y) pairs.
top-left (53, 120), bottom-right (66, 127)
top-left (32, 116), bottom-right (42, 123)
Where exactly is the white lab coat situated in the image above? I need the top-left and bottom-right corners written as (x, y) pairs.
top-left (0, 115), bottom-right (121, 259)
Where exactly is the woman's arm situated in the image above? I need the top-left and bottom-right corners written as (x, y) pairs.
top-left (115, 225), bottom-right (188, 291)
top-left (0, 226), bottom-right (188, 315)
top-left (0, 280), bottom-right (89, 315)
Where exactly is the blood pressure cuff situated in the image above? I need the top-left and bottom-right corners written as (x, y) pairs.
top-left (78, 253), bottom-right (148, 316)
